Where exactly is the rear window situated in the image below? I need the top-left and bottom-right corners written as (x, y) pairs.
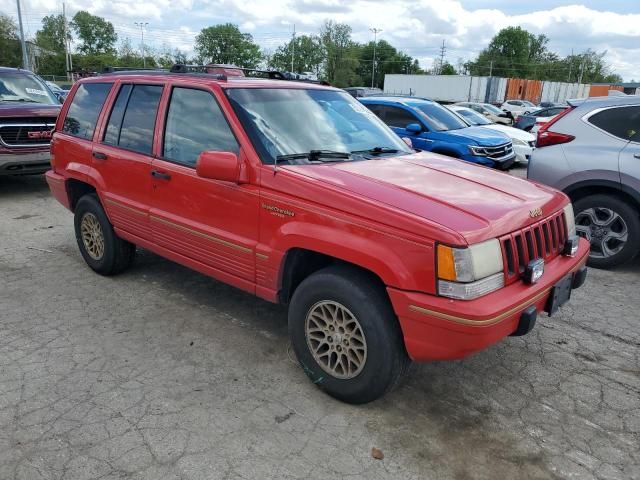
top-left (588, 106), bottom-right (640, 142)
top-left (62, 83), bottom-right (112, 139)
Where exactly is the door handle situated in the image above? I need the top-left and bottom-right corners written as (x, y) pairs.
top-left (92, 151), bottom-right (107, 160)
top-left (151, 170), bottom-right (171, 181)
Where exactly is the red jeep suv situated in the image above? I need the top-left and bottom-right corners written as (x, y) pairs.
top-left (46, 66), bottom-right (589, 403)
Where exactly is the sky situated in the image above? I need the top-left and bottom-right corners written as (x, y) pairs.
top-left (5, 0), bottom-right (640, 81)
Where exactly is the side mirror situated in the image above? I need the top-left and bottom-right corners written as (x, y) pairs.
top-left (196, 151), bottom-right (240, 183)
top-left (405, 123), bottom-right (422, 134)
top-left (483, 111), bottom-right (491, 116)
top-left (56, 93), bottom-right (65, 104)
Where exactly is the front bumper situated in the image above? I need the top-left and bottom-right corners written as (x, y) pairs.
top-left (0, 150), bottom-right (51, 175)
top-left (388, 238), bottom-right (589, 361)
top-left (513, 144), bottom-right (534, 163)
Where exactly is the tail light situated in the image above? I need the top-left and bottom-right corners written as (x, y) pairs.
top-left (536, 107), bottom-right (575, 148)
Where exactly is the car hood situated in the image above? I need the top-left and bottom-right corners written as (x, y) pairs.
top-left (0, 102), bottom-right (60, 118)
top-left (482, 124), bottom-right (535, 142)
top-left (284, 151), bottom-right (566, 244)
top-left (428, 126), bottom-right (510, 146)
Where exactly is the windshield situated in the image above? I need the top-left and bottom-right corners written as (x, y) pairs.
top-left (226, 88), bottom-right (412, 164)
top-left (412, 103), bottom-right (468, 131)
top-left (483, 104), bottom-right (504, 114)
top-left (453, 108), bottom-right (492, 126)
top-left (521, 100), bottom-right (536, 107)
top-left (0, 73), bottom-right (58, 104)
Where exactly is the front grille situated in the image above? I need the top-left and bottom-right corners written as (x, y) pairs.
top-left (484, 142), bottom-right (514, 161)
top-left (499, 209), bottom-right (567, 283)
top-left (0, 122), bottom-right (55, 148)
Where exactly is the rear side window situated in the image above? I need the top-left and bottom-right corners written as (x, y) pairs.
top-left (62, 83), bottom-right (112, 139)
top-left (103, 84), bottom-right (162, 154)
top-left (163, 87), bottom-right (239, 166)
top-left (588, 106), bottom-right (640, 142)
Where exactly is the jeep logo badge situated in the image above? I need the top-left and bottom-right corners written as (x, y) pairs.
top-left (529, 207), bottom-right (543, 218)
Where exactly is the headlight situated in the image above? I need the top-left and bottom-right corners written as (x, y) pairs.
top-left (512, 137), bottom-right (528, 146)
top-left (437, 239), bottom-right (505, 300)
top-left (469, 145), bottom-right (488, 156)
top-left (564, 203), bottom-right (576, 237)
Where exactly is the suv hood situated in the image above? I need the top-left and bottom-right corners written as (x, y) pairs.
top-left (284, 152), bottom-right (567, 244)
top-left (0, 102), bottom-right (60, 118)
top-left (429, 126), bottom-right (510, 147)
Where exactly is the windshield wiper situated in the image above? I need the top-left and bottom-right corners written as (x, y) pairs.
top-left (276, 150), bottom-right (352, 163)
top-left (0, 98), bottom-right (40, 103)
top-left (351, 146), bottom-right (400, 156)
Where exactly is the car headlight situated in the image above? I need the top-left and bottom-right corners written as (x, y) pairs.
top-left (469, 145), bottom-right (488, 156)
top-left (437, 239), bottom-right (505, 300)
top-left (512, 137), bottom-right (528, 146)
top-left (564, 203), bottom-right (576, 237)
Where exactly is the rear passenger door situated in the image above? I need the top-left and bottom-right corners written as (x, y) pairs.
top-left (149, 85), bottom-right (259, 288)
top-left (93, 82), bottom-right (164, 240)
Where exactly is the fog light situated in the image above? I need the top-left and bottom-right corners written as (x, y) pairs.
top-left (563, 235), bottom-right (579, 257)
top-left (525, 258), bottom-right (544, 284)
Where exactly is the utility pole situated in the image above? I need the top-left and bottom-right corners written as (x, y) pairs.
top-left (134, 22), bottom-right (149, 68)
top-left (16, 0), bottom-right (30, 70)
top-left (567, 48), bottom-right (573, 83)
top-left (489, 60), bottom-right (493, 77)
top-left (63, 2), bottom-right (72, 81)
top-left (290, 24), bottom-right (296, 73)
top-left (370, 27), bottom-right (382, 88)
top-left (578, 58), bottom-right (585, 85)
top-left (438, 40), bottom-right (446, 74)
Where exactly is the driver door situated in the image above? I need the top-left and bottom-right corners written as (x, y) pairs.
top-left (381, 106), bottom-right (432, 151)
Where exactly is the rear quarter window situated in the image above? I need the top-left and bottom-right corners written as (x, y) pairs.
top-left (62, 83), bottom-right (112, 139)
top-left (588, 106), bottom-right (640, 142)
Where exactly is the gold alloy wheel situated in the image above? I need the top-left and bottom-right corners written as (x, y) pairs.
top-left (80, 213), bottom-right (105, 260)
top-left (305, 300), bottom-right (367, 380)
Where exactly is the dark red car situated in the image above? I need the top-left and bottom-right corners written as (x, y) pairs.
top-left (0, 67), bottom-right (61, 175)
top-left (46, 67), bottom-right (589, 403)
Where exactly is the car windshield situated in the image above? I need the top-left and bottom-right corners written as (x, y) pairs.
top-left (454, 108), bottom-right (492, 126)
top-left (521, 100), bottom-right (536, 107)
top-left (483, 104), bottom-right (504, 114)
top-left (411, 102), bottom-right (468, 131)
top-left (226, 88), bottom-right (412, 164)
top-left (0, 73), bottom-right (58, 104)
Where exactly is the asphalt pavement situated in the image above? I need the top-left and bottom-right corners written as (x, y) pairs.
top-left (1, 171), bottom-right (639, 480)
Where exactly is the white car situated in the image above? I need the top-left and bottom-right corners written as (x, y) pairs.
top-left (449, 105), bottom-right (536, 163)
top-left (455, 102), bottom-right (512, 125)
top-left (501, 99), bottom-right (537, 119)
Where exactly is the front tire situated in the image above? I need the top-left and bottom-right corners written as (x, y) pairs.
top-left (574, 194), bottom-right (640, 269)
top-left (288, 265), bottom-right (409, 404)
top-left (74, 194), bottom-right (136, 275)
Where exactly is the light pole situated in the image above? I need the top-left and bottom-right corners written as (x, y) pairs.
top-left (16, 0), bottom-right (30, 70)
top-left (370, 28), bottom-right (382, 88)
top-left (134, 22), bottom-right (149, 67)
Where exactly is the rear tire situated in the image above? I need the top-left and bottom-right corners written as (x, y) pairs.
top-left (573, 194), bottom-right (640, 269)
top-left (74, 194), bottom-right (136, 275)
top-left (288, 265), bottom-right (410, 404)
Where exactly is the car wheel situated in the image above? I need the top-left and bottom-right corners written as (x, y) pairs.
top-left (288, 265), bottom-right (410, 404)
top-left (74, 194), bottom-right (136, 275)
top-left (573, 194), bottom-right (640, 269)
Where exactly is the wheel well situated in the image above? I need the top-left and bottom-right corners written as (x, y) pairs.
top-left (566, 185), bottom-right (640, 216)
top-left (278, 248), bottom-right (386, 304)
top-left (66, 179), bottom-right (96, 212)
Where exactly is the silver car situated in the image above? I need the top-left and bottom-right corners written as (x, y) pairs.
top-left (528, 95), bottom-right (640, 268)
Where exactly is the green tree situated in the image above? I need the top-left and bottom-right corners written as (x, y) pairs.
top-left (0, 14), bottom-right (21, 67)
top-left (269, 34), bottom-right (323, 74)
top-left (195, 23), bottom-right (262, 67)
top-left (319, 20), bottom-right (359, 87)
top-left (466, 26), bottom-right (552, 78)
top-left (71, 11), bottom-right (117, 55)
top-left (34, 14), bottom-right (69, 76)
top-left (439, 62), bottom-right (457, 75)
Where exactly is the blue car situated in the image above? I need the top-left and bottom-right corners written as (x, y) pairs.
top-left (360, 96), bottom-right (516, 169)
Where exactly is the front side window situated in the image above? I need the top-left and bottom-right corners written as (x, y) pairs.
top-left (0, 73), bottom-right (58, 105)
top-left (62, 83), bottom-right (112, 139)
top-left (226, 88), bottom-right (411, 164)
top-left (383, 106), bottom-right (419, 128)
top-left (456, 108), bottom-right (491, 126)
top-left (115, 84), bottom-right (162, 154)
top-left (163, 87), bottom-right (239, 166)
top-left (412, 103), bottom-right (468, 131)
top-left (483, 104), bottom-right (504, 115)
top-left (588, 106), bottom-right (640, 142)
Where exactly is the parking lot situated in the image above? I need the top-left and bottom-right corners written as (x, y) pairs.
top-left (1, 169), bottom-right (639, 480)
